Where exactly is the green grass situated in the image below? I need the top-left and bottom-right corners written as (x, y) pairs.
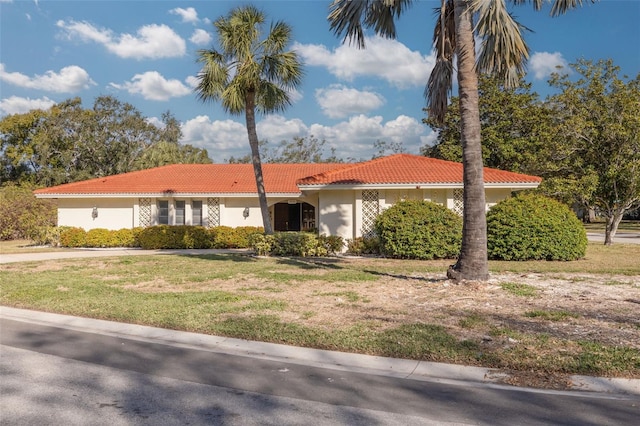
top-left (500, 282), bottom-right (538, 297)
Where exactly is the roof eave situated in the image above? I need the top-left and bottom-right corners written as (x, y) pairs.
top-left (297, 182), bottom-right (541, 190)
top-left (35, 192), bottom-right (303, 199)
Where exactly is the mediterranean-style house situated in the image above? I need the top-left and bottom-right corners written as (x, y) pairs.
top-left (34, 154), bottom-right (541, 242)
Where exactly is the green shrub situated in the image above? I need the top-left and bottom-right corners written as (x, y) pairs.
top-left (317, 234), bottom-right (344, 254)
top-left (29, 226), bottom-right (62, 246)
top-left (271, 232), bottom-right (319, 256)
top-left (60, 227), bottom-right (87, 248)
top-left (209, 226), bottom-right (262, 248)
top-left (234, 226), bottom-right (264, 248)
top-left (374, 200), bottom-right (462, 259)
top-left (138, 225), bottom-right (212, 249)
top-left (113, 228), bottom-right (136, 247)
top-left (346, 236), bottom-right (381, 255)
top-left (85, 228), bottom-right (117, 248)
top-left (0, 184), bottom-right (57, 241)
top-left (487, 193), bottom-right (587, 261)
top-left (249, 233), bottom-right (275, 256)
top-left (182, 226), bottom-right (211, 249)
top-left (250, 232), bottom-right (337, 257)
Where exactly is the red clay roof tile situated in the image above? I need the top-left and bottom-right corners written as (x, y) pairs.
top-left (33, 154), bottom-right (540, 196)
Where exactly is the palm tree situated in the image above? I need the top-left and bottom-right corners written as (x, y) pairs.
top-left (329, 0), bottom-right (591, 281)
top-left (195, 5), bottom-right (303, 234)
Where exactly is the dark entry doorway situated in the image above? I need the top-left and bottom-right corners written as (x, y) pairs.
top-left (274, 202), bottom-right (315, 231)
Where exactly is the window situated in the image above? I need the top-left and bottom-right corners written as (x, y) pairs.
top-left (158, 200), bottom-right (169, 224)
top-left (175, 200), bottom-right (185, 225)
top-left (192, 201), bottom-right (203, 226)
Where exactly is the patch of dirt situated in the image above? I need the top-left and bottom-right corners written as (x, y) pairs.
top-left (207, 262), bottom-right (640, 389)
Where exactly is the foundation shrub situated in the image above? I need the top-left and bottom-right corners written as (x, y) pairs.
top-left (346, 236), bottom-right (381, 255)
top-left (374, 200), bottom-right (462, 259)
top-left (271, 232), bottom-right (321, 256)
top-left (209, 226), bottom-right (262, 248)
top-left (60, 227), bottom-right (87, 248)
top-left (250, 232), bottom-right (336, 257)
top-left (486, 193), bottom-right (587, 261)
top-left (234, 226), bottom-right (265, 248)
top-left (85, 228), bottom-right (117, 248)
top-left (317, 234), bottom-right (344, 254)
top-left (138, 225), bottom-right (211, 249)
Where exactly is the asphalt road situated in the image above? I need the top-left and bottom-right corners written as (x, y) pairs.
top-left (1, 318), bottom-right (638, 426)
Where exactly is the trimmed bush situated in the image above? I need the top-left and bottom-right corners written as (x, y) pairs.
top-left (85, 228), bottom-right (117, 248)
top-left (250, 232), bottom-right (340, 257)
top-left (487, 193), bottom-right (587, 261)
top-left (60, 227), bottom-right (87, 248)
top-left (374, 200), bottom-right (462, 260)
top-left (346, 236), bottom-right (381, 255)
top-left (317, 234), bottom-right (344, 255)
top-left (138, 225), bottom-right (212, 249)
top-left (209, 226), bottom-right (262, 248)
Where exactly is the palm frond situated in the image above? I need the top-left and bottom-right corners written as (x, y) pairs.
top-left (472, 0), bottom-right (530, 88)
top-left (426, 58), bottom-right (454, 125)
top-left (328, 0), bottom-right (414, 49)
top-left (549, 0), bottom-right (591, 17)
top-left (194, 49), bottom-right (229, 103)
top-left (263, 21), bottom-right (292, 55)
top-left (328, 0), bottom-right (370, 48)
top-left (256, 82), bottom-right (290, 114)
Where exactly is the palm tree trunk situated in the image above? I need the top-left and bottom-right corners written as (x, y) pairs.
top-left (447, 0), bottom-right (489, 282)
top-left (244, 90), bottom-right (273, 235)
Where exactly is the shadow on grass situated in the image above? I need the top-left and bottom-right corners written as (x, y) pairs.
top-left (363, 269), bottom-right (448, 283)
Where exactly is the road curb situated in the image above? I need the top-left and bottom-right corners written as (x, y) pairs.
top-left (2, 306), bottom-right (638, 397)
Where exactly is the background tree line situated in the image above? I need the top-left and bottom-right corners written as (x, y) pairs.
top-left (0, 95), bottom-right (211, 187)
top-left (423, 59), bottom-right (640, 244)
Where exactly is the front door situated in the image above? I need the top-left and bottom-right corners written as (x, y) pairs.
top-left (273, 202), bottom-right (315, 231)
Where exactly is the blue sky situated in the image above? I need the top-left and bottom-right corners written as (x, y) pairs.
top-left (1, 0), bottom-right (639, 162)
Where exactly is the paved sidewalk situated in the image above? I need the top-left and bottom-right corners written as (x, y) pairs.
top-left (0, 248), bottom-right (249, 264)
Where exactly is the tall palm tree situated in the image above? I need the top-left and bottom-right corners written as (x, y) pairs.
top-left (329, 0), bottom-right (591, 281)
top-left (195, 6), bottom-right (303, 234)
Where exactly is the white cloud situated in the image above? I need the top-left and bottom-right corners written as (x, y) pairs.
top-left (185, 75), bottom-right (199, 89)
top-left (0, 63), bottom-right (95, 93)
top-left (56, 20), bottom-right (186, 60)
top-left (190, 29), bottom-right (211, 46)
top-left (179, 113), bottom-right (429, 161)
top-left (315, 85), bottom-right (385, 118)
top-left (109, 71), bottom-right (192, 101)
top-left (181, 116), bottom-right (248, 154)
top-left (294, 36), bottom-right (435, 89)
top-left (308, 114), bottom-right (426, 159)
top-left (529, 51), bottom-right (569, 80)
top-left (169, 7), bottom-right (199, 24)
top-left (257, 115), bottom-right (309, 143)
top-left (0, 96), bottom-right (56, 115)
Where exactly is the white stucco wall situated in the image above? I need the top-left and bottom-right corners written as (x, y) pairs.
top-left (57, 198), bottom-right (135, 231)
top-left (318, 190), bottom-right (354, 241)
top-left (485, 188), bottom-right (513, 209)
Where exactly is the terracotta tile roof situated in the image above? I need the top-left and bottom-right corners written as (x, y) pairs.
top-left (33, 163), bottom-right (345, 196)
top-left (297, 154), bottom-right (542, 186)
top-left (33, 154), bottom-right (541, 196)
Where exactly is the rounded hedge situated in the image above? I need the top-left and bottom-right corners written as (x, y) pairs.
top-left (374, 200), bottom-right (462, 260)
top-left (487, 193), bottom-right (587, 261)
